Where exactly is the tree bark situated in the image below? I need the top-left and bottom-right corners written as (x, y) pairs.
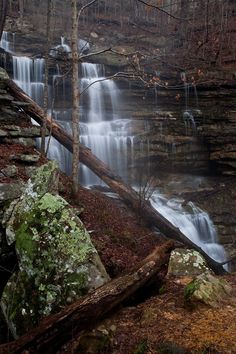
top-left (0, 241), bottom-right (173, 354)
top-left (41, 0), bottom-right (53, 156)
top-left (71, 0), bottom-right (80, 195)
top-left (6, 79), bottom-right (226, 275)
top-left (0, 0), bottom-right (8, 40)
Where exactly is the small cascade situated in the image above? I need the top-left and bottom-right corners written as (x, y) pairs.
top-left (151, 193), bottom-right (228, 267)
top-left (181, 72), bottom-right (198, 135)
top-left (79, 62), bottom-right (138, 185)
top-left (47, 110), bottom-right (73, 174)
top-left (13, 56), bottom-right (45, 106)
top-left (60, 36), bottom-right (71, 53)
top-left (0, 31), bottom-right (13, 52)
top-left (50, 36), bottom-right (71, 57)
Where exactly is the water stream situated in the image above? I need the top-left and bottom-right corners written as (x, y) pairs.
top-left (0, 33), bottom-right (228, 267)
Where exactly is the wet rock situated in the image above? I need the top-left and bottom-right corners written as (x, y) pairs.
top-left (0, 68), bottom-right (9, 80)
top-left (0, 129), bottom-right (7, 137)
top-left (1, 161), bottom-right (109, 336)
top-left (3, 137), bottom-right (36, 147)
top-left (0, 183), bottom-right (24, 203)
top-left (10, 153), bottom-right (40, 163)
top-left (90, 31), bottom-right (99, 38)
top-left (1, 165), bottom-right (18, 178)
top-left (6, 126), bottom-right (42, 137)
top-left (168, 249), bottom-right (211, 276)
top-left (184, 272), bottom-right (232, 307)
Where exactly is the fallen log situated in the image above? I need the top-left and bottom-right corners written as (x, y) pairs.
top-left (0, 241), bottom-right (173, 354)
top-left (7, 79), bottom-right (226, 275)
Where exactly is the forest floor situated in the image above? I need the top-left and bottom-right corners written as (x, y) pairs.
top-left (1, 144), bottom-right (236, 352)
top-left (57, 173), bottom-right (236, 354)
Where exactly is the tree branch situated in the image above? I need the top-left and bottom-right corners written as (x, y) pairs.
top-left (77, 0), bottom-right (98, 21)
top-left (79, 47), bottom-right (112, 60)
top-left (136, 0), bottom-right (190, 21)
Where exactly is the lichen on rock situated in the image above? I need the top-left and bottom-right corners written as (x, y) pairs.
top-left (168, 248), bottom-right (211, 276)
top-left (1, 161), bottom-right (109, 336)
top-left (184, 272), bottom-right (232, 307)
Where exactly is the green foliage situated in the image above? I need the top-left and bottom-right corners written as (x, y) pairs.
top-left (158, 285), bottom-right (166, 295)
top-left (184, 280), bottom-right (199, 302)
top-left (157, 341), bottom-right (187, 354)
top-left (134, 339), bottom-right (148, 354)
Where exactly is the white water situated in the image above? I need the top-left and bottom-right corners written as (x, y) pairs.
top-left (0, 31), bottom-right (13, 52)
top-left (151, 193), bottom-right (228, 266)
top-left (79, 62), bottom-right (138, 185)
top-left (13, 56), bottom-right (45, 106)
top-left (50, 36), bottom-right (71, 57)
top-left (2, 32), bottom-right (228, 268)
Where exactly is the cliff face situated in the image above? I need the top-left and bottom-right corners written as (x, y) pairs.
top-left (1, 2), bottom-right (236, 262)
top-left (2, 0), bottom-right (236, 176)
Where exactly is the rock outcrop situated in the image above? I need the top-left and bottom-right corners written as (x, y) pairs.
top-left (1, 161), bottom-right (109, 337)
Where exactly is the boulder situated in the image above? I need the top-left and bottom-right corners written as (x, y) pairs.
top-left (1, 161), bottom-right (109, 336)
top-left (0, 182), bottom-right (24, 203)
top-left (168, 248), bottom-right (211, 276)
top-left (184, 272), bottom-right (232, 307)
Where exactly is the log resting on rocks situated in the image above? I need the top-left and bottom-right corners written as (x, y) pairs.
top-left (7, 79), bottom-right (227, 275)
top-left (0, 241), bottom-right (174, 354)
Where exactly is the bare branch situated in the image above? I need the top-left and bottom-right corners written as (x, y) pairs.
top-left (77, 0), bottom-right (98, 21)
top-left (79, 47), bottom-right (112, 60)
top-left (136, 0), bottom-right (190, 21)
top-left (79, 72), bottom-right (147, 97)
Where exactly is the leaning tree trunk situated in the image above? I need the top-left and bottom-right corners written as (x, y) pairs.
top-left (0, 0), bottom-right (8, 40)
top-left (6, 79), bottom-right (226, 275)
top-left (0, 242), bottom-right (173, 354)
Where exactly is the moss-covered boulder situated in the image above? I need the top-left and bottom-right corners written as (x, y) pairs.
top-left (1, 161), bottom-right (109, 336)
top-left (184, 272), bottom-right (232, 308)
top-left (168, 248), bottom-right (211, 276)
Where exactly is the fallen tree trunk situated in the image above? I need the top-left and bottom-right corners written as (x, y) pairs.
top-left (0, 241), bottom-right (173, 354)
top-left (7, 79), bottom-right (226, 275)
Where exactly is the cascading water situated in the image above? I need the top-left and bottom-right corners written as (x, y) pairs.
top-left (12, 56), bottom-right (45, 106)
top-left (0, 31), bottom-right (14, 52)
top-left (80, 62), bottom-right (136, 185)
top-left (1, 32), bottom-right (228, 269)
top-left (181, 72), bottom-right (198, 134)
top-left (50, 36), bottom-right (71, 57)
top-left (48, 62), bottom-right (138, 185)
top-left (151, 193), bottom-right (228, 267)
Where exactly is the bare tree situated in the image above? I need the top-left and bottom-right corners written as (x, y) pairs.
top-left (71, 0), bottom-right (80, 195)
top-left (41, 0), bottom-right (53, 156)
top-left (71, 0), bottom-right (97, 195)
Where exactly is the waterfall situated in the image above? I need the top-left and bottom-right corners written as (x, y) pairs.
top-left (0, 31), bottom-right (12, 52)
top-left (13, 56), bottom-right (45, 106)
top-left (50, 36), bottom-right (71, 57)
top-left (48, 62), bottom-right (137, 185)
top-left (181, 72), bottom-right (198, 135)
top-left (151, 193), bottom-right (228, 267)
top-left (1, 33), bottom-right (228, 269)
top-left (80, 63), bottom-right (140, 185)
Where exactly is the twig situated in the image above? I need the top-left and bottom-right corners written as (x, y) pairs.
top-left (77, 0), bottom-right (98, 21)
top-left (136, 0), bottom-right (191, 21)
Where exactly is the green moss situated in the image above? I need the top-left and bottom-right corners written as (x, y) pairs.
top-left (2, 163), bottom-right (108, 336)
top-left (184, 281), bottom-right (199, 302)
top-left (134, 339), bottom-right (148, 354)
